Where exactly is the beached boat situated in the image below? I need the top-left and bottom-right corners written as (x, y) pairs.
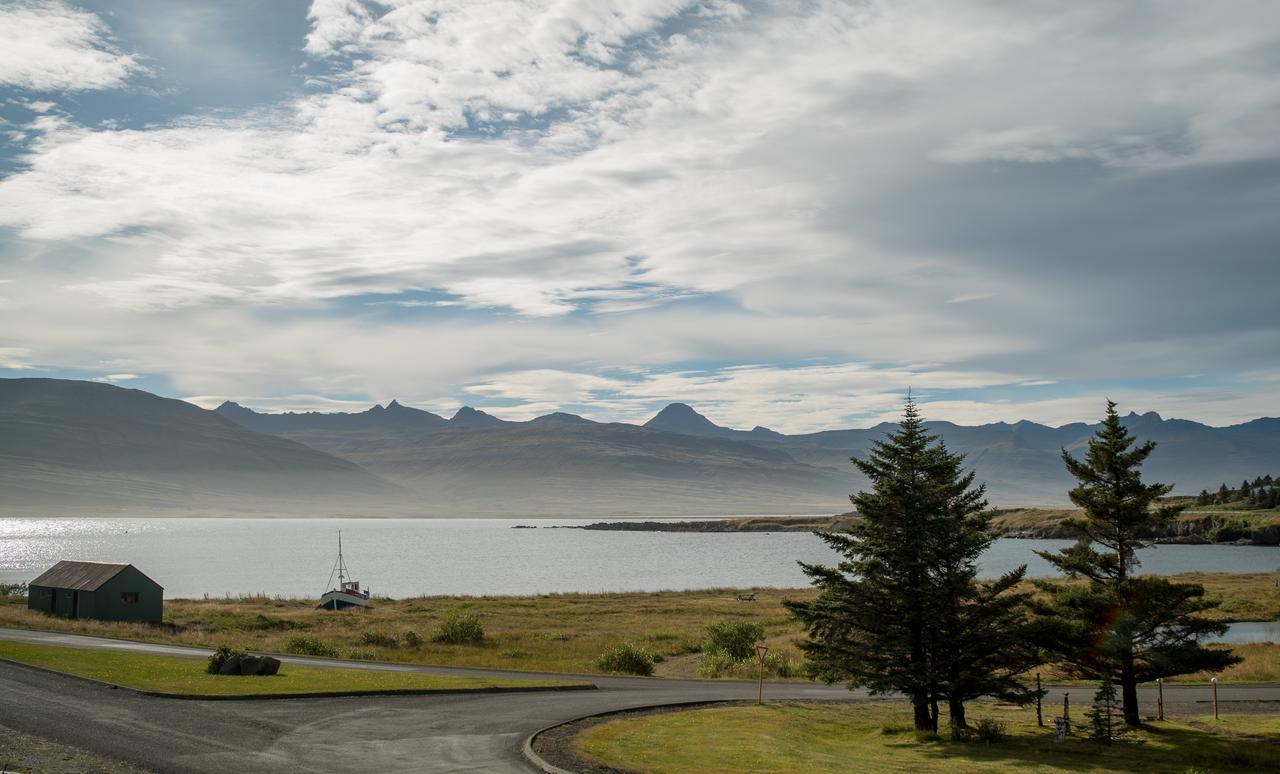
top-left (319, 532), bottom-right (372, 610)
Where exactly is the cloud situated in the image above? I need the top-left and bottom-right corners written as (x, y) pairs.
top-left (90, 373), bottom-right (139, 382)
top-left (0, 1), bottom-right (1277, 430)
top-left (0, 1), bottom-right (144, 92)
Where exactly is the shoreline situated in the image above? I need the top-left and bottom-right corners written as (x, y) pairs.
top-left (545, 508), bottom-right (1280, 546)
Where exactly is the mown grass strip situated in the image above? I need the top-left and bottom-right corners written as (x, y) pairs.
top-left (0, 641), bottom-right (585, 697)
top-left (573, 701), bottom-right (1280, 773)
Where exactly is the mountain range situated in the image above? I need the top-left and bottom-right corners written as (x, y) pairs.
top-left (2, 378), bottom-right (1276, 516)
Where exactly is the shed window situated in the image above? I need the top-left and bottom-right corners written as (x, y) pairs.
top-left (121, 592), bottom-right (139, 604)
top-left (41, 588), bottom-right (51, 598)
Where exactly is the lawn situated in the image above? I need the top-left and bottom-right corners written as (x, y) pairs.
top-left (572, 701), bottom-right (1280, 773)
top-left (0, 571), bottom-right (1275, 680)
top-left (0, 641), bottom-right (582, 696)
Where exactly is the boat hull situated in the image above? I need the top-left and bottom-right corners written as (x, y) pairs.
top-left (320, 590), bottom-right (372, 610)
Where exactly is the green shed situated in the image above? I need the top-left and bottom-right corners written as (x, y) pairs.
top-left (27, 560), bottom-right (163, 624)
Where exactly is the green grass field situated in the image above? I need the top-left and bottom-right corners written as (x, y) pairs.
top-left (0, 641), bottom-right (582, 696)
top-left (573, 701), bottom-right (1280, 773)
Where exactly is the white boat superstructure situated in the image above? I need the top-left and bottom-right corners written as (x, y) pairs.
top-left (319, 531), bottom-right (372, 610)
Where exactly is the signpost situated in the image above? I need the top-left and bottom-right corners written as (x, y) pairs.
top-left (755, 643), bottom-right (769, 705)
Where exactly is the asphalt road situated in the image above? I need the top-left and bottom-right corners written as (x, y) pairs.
top-left (3, 626), bottom-right (1278, 773)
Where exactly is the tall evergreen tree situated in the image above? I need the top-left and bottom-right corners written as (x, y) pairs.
top-left (1036, 401), bottom-right (1239, 726)
top-left (786, 398), bottom-right (1038, 733)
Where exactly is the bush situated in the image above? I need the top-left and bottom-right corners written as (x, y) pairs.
top-left (207, 645), bottom-right (247, 674)
top-left (705, 620), bottom-right (764, 661)
top-left (0, 582), bottom-right (28, 597)
top-left (972, 718), bottom-right (1006, 745)
top-left (402, 629), bottom-right (424, 648)
top-left (282, 635), bottom-right (339, 658)
top-left (596, 642), bottom-right (657, 676)
top-left (359, 629), bottom-right (401, 648)
top-left (697, 649), bottom-right (799, 679)
top-left (697, 649), bottom-right (740, 678)
top-left (431, 611), bottom-right (485, 645)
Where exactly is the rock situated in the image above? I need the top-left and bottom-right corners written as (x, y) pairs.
top-left (260, 656), bottom-right (281, 676)
top-left (238, 656), bottom-right (265, 676)
top-left (217, 655), bottom-right (243, 675)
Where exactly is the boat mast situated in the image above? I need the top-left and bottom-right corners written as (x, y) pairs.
top-left (337, 530), bottom-right (348, 587)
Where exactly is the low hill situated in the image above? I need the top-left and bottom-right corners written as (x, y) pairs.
top-left (0, 379), bottom-right (405, 515)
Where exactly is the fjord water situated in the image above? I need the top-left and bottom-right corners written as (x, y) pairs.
top-left (3, 517), bottom-right (1278, 599)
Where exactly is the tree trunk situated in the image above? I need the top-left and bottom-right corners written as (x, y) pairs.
top-left (929, 695), bottom-right (939, 733)
top-left (1120, 650), bottom-right (1141, 726)
top-left (949, 697), bottom-right (967, 734)
top-left (913, 688), bottom-right (932, 731)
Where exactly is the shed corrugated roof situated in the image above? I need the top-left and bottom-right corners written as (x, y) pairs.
top-left (30, 560), bottom-right (134, 591)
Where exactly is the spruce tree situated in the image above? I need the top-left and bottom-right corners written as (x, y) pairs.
top-left (1036, 401), bottom-right (1239, 726)
top-left (787, 398), bottom-right (1037, 733)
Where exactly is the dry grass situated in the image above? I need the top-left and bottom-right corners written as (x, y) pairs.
top-left (0, 587), bottom-right (810, 678)
top-left (1, 571), bottom-right (1275, 680)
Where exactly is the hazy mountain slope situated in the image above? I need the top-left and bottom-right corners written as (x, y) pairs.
top-left (253, 421), bottom-right (855, 516)
top-left (0, 379), bottom-right (404, 515)
top-left (673, 407), bottom-right (1280, 503)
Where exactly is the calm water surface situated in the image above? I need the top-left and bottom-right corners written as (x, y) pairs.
top-left (2, 518), bottom-right (1278, 599)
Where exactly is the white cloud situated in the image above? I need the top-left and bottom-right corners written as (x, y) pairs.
top-left (0, 1), bottom-right (144, 92)
top-left (90, 373), bottom-right (139, 382)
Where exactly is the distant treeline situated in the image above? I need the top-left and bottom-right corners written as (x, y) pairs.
top-left (1195, 475), bottom-right (1279, 509)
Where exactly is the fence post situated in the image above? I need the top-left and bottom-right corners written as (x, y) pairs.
top-left (1036, 673), bottom-right (1043, 727)
top-left (1212, 677), bottom-right (1219, 720)
top-left (1063, 692), bottom-right (1070, 733)
top-left (1157, 677), bottom-right (1164, 721)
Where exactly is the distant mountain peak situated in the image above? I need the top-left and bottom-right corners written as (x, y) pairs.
top-left (449, 406), bottom-right (506, 428)
top-left (644, 402), bottom-right (735, 437)
top-left (530, 411), bottom-right (595, 425)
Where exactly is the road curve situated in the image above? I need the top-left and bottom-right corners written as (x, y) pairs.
top-left (3, 627), bottom-right (1278, 773)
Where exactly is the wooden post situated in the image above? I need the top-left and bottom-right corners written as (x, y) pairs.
top-left (1157, 678), bottom-right (1164, 721)
top-left (755, 643), bottom-right (769, 706)
top-left (1212, 677), bottom-right (1219, 720)
top-left (1063, 692), bottom-right (1070, 733)
top-left (1036, 673), bottom-right (1043, 727)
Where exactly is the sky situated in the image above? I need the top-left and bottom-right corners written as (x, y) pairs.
top-left (0, 0), bottom-right (1277, 433)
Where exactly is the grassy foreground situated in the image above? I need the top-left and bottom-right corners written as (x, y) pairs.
top-left (573, 701), bottom-right (1280, 773)
top-left (0, 641), bottom-right (580, 696)
top-left (0, 571), bottom-right (1276, 680)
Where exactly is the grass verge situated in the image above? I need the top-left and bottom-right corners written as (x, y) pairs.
top-left (573, 701), bottom-right (1280, 773)
top-left (0, 641), bottom-right (582, 697)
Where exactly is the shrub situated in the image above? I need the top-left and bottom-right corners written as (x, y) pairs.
top-left (697, 649), bottom-right (740, 678)
top-left (705, 620), bottom-right (764, 661)
top-left (697, 649), bottom-right (800, 679)
top-left (431, 611), bottom-right (485, 645)
top-left (282, 635), bottom-right (339, 658)
top-left (596, 642), bottom-right (657, 676)
top-left (402, 629), bottom-right (424, 648)
top-left (207, 645), bottom-right (247, 674)
top-left (972, 718), bottom-right (1005, 745)
top-left (359, 629), bottom-right (401, 648)
top-left (0, 582), bottom-right (28, 597)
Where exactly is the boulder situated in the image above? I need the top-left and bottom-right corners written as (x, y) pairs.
top-left (238, 656), bottom-right (265, 676)
top-left (217, 655), bottom-right (243, 675)
top-left (260, 656), bottom-right (282, 676)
